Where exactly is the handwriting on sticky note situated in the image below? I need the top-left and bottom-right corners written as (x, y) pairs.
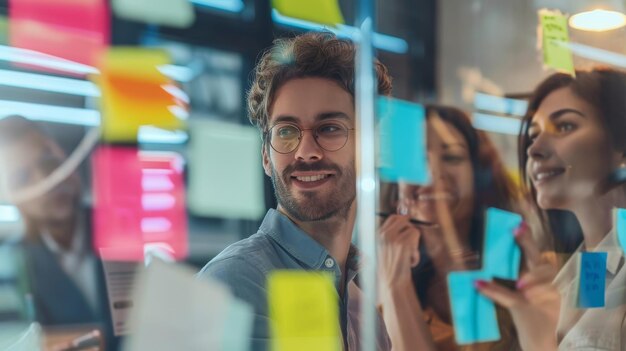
top-left (272, 0), bottom-right (344, 26)
top-left (377, 97), bottom-right (429, 185)
top-left (268, 271), bottom-right (340, 351)
top-left (539, 9), bottom-right (575, 75)
top-left (578, 252), bottom-right (607, 308)
top-left (483, 208), bottom-right (522, 280)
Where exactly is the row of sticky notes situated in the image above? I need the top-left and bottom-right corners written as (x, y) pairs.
top-left (447, 208), bottom-right (522, 345)
top-left (92, 146), bottom-right (188, 262)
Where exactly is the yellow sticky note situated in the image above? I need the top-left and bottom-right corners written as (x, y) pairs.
top-left (268, 271), bottom-right (341, 351)
top-left (98, 47), bottom-right (172, 84)
top-left (539, 9), bottom-right (575, 75)
top-left (94, 48), bottom-right (188, 142)
top-left (272, 0), bottom-right (344, 26)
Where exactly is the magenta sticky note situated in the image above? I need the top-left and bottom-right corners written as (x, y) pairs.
top-left (92, 146), bottom-right (188, 262)
top-left (9, 0), bottom-right (109, 67)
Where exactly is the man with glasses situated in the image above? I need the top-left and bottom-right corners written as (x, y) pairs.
top-left (198, 32), bottom-right (393, 350)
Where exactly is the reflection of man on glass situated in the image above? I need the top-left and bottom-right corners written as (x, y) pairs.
top-left (198, 32), bottom-right (393, 350)
top-left (0, 116), bottom-right (115, 350)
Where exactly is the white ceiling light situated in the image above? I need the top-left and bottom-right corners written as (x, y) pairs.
top-left (569, 8), bottom-right (626, 31)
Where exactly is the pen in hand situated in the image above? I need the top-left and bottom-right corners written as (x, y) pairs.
top-left (376, 212), bottom-right (437, 227)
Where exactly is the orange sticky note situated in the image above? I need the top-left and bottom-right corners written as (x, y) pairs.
top-left (268, 271), bottom-right (340, 351)
top-left (94, 48), bottom-right (188, 142)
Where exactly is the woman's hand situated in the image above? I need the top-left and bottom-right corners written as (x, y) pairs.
top-left (476, 222), bottom-right (560, 351)
top-left (378, 214), bottom-right (421, 289)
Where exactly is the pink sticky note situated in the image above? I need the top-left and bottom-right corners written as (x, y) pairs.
top-left (9, 0), bottom-right (109, 68)
top-left (92, 146), bottom-right (188, 262)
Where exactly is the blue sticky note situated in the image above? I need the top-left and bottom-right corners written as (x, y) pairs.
top-left (483, 208), bottom-right (522, 280)
top-left (447, 271), bottom-right (500, 345)
top-left (578, 252), bottom-right (607, 308)
top-left (616, 208), bottom-right (626, 255)
top-left (377, 97), bottom-right (429, 184)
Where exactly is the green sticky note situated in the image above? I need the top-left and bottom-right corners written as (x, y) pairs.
top-left (272, 0), bottom-right (345, 26)
top-left (187, 119), bottom-right (265, 220)
top-left (0, 16), bottom-right (7, 45)
top-left (539, 9), bottom-right (575, 75)
top-left (113, 0), bottom-right (195, 28)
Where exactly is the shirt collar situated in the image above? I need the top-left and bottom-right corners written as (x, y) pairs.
top-left (554, 227), bottom-right (624, 288)
top-left (260, 209), bottom-right (360, 275)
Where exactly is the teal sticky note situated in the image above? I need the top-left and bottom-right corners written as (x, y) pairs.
top-left (617, 208), bottom-right (626, 254)
top-left (377, 97), bottom-right (430, 185)
top-left (578, 252), bottom-right (607, 308)
top-left (447, 271), bottom-right (500, 345)
top-left (483, 208), bottom-right (522, 280)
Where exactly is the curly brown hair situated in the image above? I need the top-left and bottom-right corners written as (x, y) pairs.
top-left (247, 31), bottom-right (393, 135)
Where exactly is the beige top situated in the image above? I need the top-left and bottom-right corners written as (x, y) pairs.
top-left (553, 229), bottom-right (626, 350)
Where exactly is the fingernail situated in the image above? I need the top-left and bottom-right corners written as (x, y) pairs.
top-left (514, 221), bottom-right (527, 237)
top-left (474, 280), bottom-right (487, 289)
top-left (515, 280), bottom-right (525, 289)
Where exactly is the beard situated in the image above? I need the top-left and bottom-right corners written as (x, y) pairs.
top-left (269, 159), bottom-right (356, 222)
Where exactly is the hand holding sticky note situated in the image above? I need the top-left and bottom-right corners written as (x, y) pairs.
top-left (539, 9), bottom-right (575, 75)
top-left (483, 208), bottom-right (523, 280)
top-left (377, 97), bottom-right (430, 185)
top-left (268, 271), bottom-right (340, 351)
top-left (447, 271), bottom-right (500, 345)
top-left (578, 252), bottom-right (607, 308)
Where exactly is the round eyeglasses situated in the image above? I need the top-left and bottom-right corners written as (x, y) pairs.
top-left (265, 122), bottom-right (355, 154)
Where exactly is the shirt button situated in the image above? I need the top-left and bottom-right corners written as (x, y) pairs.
top-left (324, 258), bottom-right (335, 268)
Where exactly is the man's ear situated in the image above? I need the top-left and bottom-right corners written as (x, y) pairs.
top-left (262, 144), bottom-right (272, 177)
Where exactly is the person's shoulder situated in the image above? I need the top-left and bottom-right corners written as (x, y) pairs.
top-left (197, 232), bottom-right (274, 285)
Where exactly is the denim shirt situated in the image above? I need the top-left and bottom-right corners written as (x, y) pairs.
top-left (198, 209), bottom-right (391, 351)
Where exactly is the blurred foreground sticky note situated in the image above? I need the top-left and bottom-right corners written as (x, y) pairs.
top-left (378, 97), bottom-right (429, 185)
top-left (187, 119), bottom-right (265, 220)
top-left (125, 260), bottom-right (253, 351)
top-left (0, 323), bottom-right (42, 351)
top-left (483, 208), bottom-right (522, 280)
top-left (447, 271), bottom-right (500, 345)
top-left (96, 48), bottom-right (188, 143)
top-left (92, 146), bottom-right (188, 262)
top-left (272, 0), bottom-right (344, 26)
top-left (9, 0), bottom-right (109, 67)
top-left (268, 271), bottom-right (340, 351)
top-left (113, 0), bottom-right (195, 28)
top-left (616, 208), bottom-right (626, 254)
top-left (539, 9), bottom-right (575, 75)
top-left (578, 252), bottom-right (607, 308)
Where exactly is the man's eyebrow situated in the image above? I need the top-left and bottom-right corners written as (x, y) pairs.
top-left (317, 112), bottom-right (351, 121)
top-left (271, 112), bottom-right (351, 125)
top-left (442, 142), bottom-right (467, 149)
